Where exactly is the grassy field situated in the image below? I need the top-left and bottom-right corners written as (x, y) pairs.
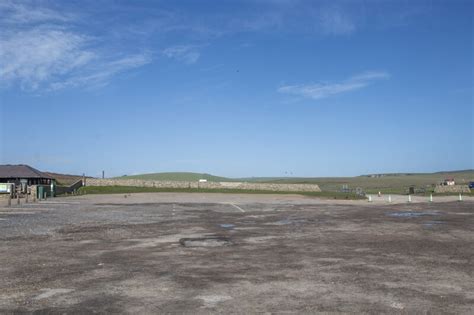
top-left (246, 171), bottom-right (474, 194)
top-left (78, 186), bottom-right (366, 200)
top-left (113, 170), bottom-right (474, 194)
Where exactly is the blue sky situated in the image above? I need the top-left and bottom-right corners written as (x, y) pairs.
top-left (0, 0), bottom-right (472, 177)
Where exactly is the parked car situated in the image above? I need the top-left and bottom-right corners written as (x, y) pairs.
top-left (469, 182), bottom-right (474, 189)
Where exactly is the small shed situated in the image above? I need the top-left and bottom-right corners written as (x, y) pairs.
top-left (0, 164), bottom-right (54, 193)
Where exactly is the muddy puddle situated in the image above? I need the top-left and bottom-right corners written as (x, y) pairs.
top-left (268, 218), bottom-right (311, 225)
top-left (219, 224), bottom-right (236, 229)
top-left (422, 220), bottom-right (445, 228)
top-left (387, 211), bottom-right (440, 218)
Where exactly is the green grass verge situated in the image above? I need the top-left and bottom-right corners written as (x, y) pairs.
top-left (416, 191), bottom-right (473, 197)
top-left (78, 186), bottom-right (366, 200)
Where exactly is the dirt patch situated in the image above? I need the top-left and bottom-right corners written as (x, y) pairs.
top-left (179, 236), bottom-right (232, 247)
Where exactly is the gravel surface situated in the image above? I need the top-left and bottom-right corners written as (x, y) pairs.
top-left (0, 193), bottom-right (473, 313)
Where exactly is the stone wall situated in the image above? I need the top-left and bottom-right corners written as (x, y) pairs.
top-left (29, 185), bottom-right (37, 199)
top-left (85, 178), bottom-right (322, 192)
top-left (434, 185), bottom-right (471, 194)
top-left (0, 194), bottom-right (10, 206)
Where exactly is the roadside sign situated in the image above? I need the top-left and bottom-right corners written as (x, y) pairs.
top-left (0, 183), bottom-right (13, 194)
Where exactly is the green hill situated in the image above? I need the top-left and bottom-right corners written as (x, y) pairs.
top-left (115, 172), bottom-right (232, 182)
top-left (114, 170), bottom-right (474, 194)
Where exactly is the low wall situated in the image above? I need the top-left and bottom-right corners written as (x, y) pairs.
top-left (85, 178), bottom-right (322, 192)
top-left (434, 185), bottom-right (471, 194)
top-left (0, 194), bottom-right (10, 206)
top-left (56, 180), bottom-right (84, 195)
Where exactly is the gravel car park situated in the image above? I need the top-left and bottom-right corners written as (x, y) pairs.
top-left (0, 193), bottom-right (473, 313)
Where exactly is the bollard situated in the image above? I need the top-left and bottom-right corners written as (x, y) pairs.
top-left (17, 195), bottom-right (20, 205)
top-left (44, 192), bottom-right (47, 200)
top-left (368, 195), bottom-right (372, 202)
top-left (25, 193), bottom-right (29, 203)
top-left (408, 195), bottom-right (412, 203)
top-left (459, 193), bottom-right (463, 202)
top-left (7, 194), bottom-right (11, 207)
top-left (429, 194), bottom-right (433, 202)
top-left (388, 195), bottom-right (392, 203)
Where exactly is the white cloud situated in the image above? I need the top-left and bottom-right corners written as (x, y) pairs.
top-left (0, 28), bottom-right (95, 90)
top-left (278, 71), bottom-right (389, 100)
top-left (162, 45), bottom-right (200, 64)
top-left (0, 1), bottom-right (151, 91)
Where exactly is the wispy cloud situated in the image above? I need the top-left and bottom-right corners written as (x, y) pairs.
top-left (278, 71), bottom-right (390, 100)
top-left (318, 6), bottom-right (355, 35)
top-left (0, 28), bottom-right (94, 90)
top-left (0, 1), bottom-right (151, 91)
top-left (162, 45), bottom-right (200, 64)
top-left (128, 2), bottom-right (360, 40)
top-left (0, 0), bottom-right (73, 24)
top-left (49, 53), bottom-right (152, 91)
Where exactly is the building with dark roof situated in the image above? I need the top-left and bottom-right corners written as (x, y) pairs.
top-left (0, 164), bottom-right (54, 186)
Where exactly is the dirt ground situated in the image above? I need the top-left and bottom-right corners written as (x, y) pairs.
top-left (0, 193), bottom-right (473, 313)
